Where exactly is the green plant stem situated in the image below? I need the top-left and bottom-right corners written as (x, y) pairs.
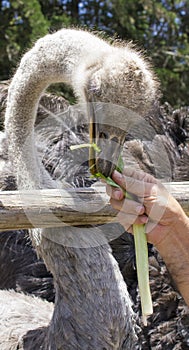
top-left (98, 174), bottom-right (153, 325)
top-left (132, 223), bottom-right (153, 325)
top-left (70, 143), bottom-right (101, 152)
top-left (71, 144), bottom-right (153, 324)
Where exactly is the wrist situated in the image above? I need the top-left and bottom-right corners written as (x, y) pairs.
top-left (154, 212), bottom-right (189, 254)
top-left (154, 214), bottom-right (189, 306)
top-left (173, 212), bottom-right (189, 236)
top-left (147, 195), bottom-right (189, 247)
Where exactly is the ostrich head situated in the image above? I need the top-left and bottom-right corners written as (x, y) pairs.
top-left (5, 28), bottom-right (158, 188)
top-left (74, 42), bottom-right (159, 177)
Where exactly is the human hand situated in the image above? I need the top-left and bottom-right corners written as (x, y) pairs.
top-left (106, 168), bottom-right (188, 247)
top-left (107, 168), bottom-right (189, 305)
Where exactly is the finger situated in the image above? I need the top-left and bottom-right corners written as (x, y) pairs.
top-left (116, 212), bottom-right (139, 230)
top-left (116, 212), bottom-right (148, 231)
top-left (110, 197), bottom-right (145, 215)
top-left (135, 215), bottom-right (148, 224)
top-left (120, 217), bottom-right (149, 235)
top-left (112, 170), bottom-right (158, 198)
top-left (122, 167), bottom-right (157, 183)
top-left (106, 184), bottom-right (124, 200)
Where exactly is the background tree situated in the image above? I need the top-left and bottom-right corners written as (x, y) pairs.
top-left (0, 0), bottom-right (49, 79)
top-left (109, 0), bottom-right (189, 107)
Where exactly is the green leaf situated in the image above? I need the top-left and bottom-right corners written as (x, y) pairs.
top-left (116, 155), bottom-right (124, 173)
top-left (70, 143), bottom-right (101, 152)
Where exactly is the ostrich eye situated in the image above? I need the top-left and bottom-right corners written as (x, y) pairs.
top-left (111, 136), bottom-right (119, 143)
top-left (99, 131), bottom-right (109, 139)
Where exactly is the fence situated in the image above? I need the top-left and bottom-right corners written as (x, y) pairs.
top-left (0, 182), bottom-right (188, 231)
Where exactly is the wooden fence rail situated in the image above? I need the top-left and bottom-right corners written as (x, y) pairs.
top-left (0, 182), bottom-right (188, 231)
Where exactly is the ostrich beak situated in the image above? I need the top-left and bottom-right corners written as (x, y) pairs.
top-left (89, 102), bottom-right (126, 178)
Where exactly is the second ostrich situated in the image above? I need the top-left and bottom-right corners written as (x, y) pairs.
top-left (2, 29), bottom-right (157, 349)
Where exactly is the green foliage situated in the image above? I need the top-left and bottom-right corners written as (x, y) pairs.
top-left (109, 0), bottom-right (189, 107)
top-left (0, 0), bottom-right (189, 107)
top-left (0, 0), bottom-right (48, 79)
top-left (0, 0), bottom-right (71, 80)
top-left (21, 0), bottom-right (49, 41)
top-left (39, 0), bottom-right (72, 30)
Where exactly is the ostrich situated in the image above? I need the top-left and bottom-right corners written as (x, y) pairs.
top-left (0, 28), bottom-right (158, 349)
top-left (0, 96), bottom-right (189, 347)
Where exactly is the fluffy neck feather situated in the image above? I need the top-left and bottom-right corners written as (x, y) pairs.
top-left (4, 29), bottom-right (110, 188)
top-left (5, 29), bottom-right (157, 189)
top-left (4, 28), bottom-right (158, 348)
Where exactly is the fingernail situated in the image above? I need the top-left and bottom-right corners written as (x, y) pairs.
top-left (114, 189), bottom-right (123, 200)
top-left (113, 170), bottom-right (123, 181)
top-left (136, 205), bottom-right (144, 214)
top-left (140, 216), bottom-right (148, 223)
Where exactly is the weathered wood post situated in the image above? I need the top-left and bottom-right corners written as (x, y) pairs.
top-left (0, 182), bottom-right (188, 231)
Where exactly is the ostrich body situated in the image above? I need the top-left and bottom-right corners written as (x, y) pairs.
top-left (2, 28), bottom-right (158, 349)
top-left (1, 92), bottom-right (189, 349)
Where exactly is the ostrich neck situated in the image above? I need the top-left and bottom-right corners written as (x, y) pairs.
top-left (4, 29), bottom-right (110, 189)
top-left (4, 29), bottom-right (138, 348)
top-left (39, 231), bottom-right (138, 350)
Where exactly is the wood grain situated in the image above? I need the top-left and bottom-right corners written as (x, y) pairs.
top-left (0, 182), bottom-right (188, 231)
